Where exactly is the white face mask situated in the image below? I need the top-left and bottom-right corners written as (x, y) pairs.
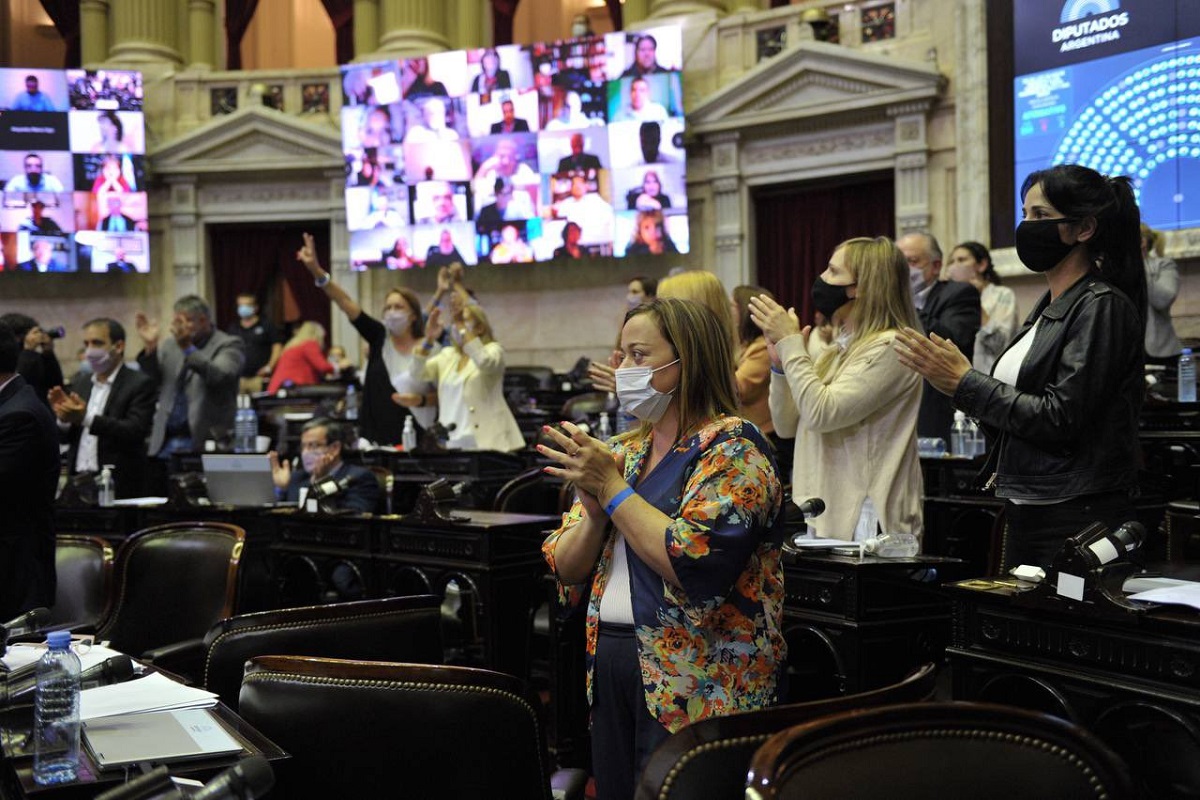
top-left (626, 293), bottom-right (643, 309)
top-left (909, 266), bottom-right (929, 296)
top-left (85, 345), bottom-right (118, 375)
top-left (383, 310), bottom-right (410, 335)
top-left (615, 358), bottom-right (679, 423)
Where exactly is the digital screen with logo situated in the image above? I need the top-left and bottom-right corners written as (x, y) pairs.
top-left (1013, 1), bottom-right (1200, 229)
top-left (338, 26), bottom-right (688, 269)
top-left (0, 68), bottom-right (148, 274)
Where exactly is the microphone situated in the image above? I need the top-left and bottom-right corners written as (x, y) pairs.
top-left (80, 653), bottom-right (136, 690)
top-left (797, 498), bottom-right (825, 519)
top-left (191, 755), bottom-right (275, 800)
top-left (1073, 520), bottom-right (1146, 567)
top-left (0, 607), bottom-right (51, 649)
top-left (1, 654), bottom-right (137, 708)
top-left (94, 765), bottom-right (177, 800)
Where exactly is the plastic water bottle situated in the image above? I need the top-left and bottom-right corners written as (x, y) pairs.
top-left (234, 395), bottom-right (258, 453)
top-left (33, 631), bottom-right (81, 786)
top-left (951, 410), bottom-right (969, 457)
top-left (597, 412), bottom-right (612, 440)
top-left (344, 384), bottom-right (359, 421)
top-left (1179, 348), bottom-right (1196, 403)
top-left (862, 532), bottom-right (920, 558)
top-left (97, 464), bottom-right (115, 507)
top-left (401, 416), bottom-right (418, 452)
top-left (969, 418), bottom-right (986, 457)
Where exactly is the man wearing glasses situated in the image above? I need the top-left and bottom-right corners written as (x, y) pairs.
top-left (268, 417), bottom-right (380, 513)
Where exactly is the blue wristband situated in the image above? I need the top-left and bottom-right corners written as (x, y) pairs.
top-left (604, 487), bottom-right (635, 517)
top-left (770, 365), bottom-right (785, 375)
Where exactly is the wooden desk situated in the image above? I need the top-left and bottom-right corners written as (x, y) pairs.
top-left (780, 550), bottom-right (967, 701)
top-left (0, 703), bottom-right (285, 798)
top-left (947, 578), bottom-right (1200, 799)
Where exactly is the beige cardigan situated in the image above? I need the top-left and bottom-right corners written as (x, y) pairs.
top-left (768, 329), bottom-right (924, 541)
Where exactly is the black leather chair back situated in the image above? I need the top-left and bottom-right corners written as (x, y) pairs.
top-left (202, 594), bottom-right (443, 709)
top-left (50, 535), bottom-right (114, 629)
top-left (745, 701), bottom-right (1135, 800)
top-left (97, 522), bottom-right (244, 658)
top-left (635, 662), bottom-right (938, 800)
top-left (239, 656), bottom-right (553, 800)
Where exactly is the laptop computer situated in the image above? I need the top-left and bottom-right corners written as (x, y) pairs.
top-left (201, 454), bottom-right (279, 506)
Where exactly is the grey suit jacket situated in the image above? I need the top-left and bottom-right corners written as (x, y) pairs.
top-left (139, 329), bottom-right (245, 454)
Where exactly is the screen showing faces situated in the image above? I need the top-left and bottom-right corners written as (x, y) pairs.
top-left (0, 68), bottom-right (148, 274)
top-left (341, 26), bottom-right (688, 269)
top-left (1012, 0), bottom-right (1200, 229)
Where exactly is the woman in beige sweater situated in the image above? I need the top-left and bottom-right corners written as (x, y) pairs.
top-left (750, 237), bottom-right (924, 542)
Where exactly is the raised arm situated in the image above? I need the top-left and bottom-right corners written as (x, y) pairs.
top-left (296, 232), bottom-right (363, 322)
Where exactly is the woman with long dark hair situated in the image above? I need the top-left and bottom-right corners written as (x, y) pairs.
top-left (897, 164), bottom-right (1146, 570)
top-left (944, 241), bottom-right (1020, 374)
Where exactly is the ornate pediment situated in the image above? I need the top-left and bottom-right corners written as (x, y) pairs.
top-left (151, 106), bottom-right (343, 177)
top-left (689, 41), bottom-right (945, 136)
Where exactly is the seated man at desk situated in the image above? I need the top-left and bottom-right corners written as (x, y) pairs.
top-left (268, 418), bottom-right (380, 513)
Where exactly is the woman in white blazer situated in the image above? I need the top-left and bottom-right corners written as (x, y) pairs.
top-left (404, 298), bottom-right (524, 452)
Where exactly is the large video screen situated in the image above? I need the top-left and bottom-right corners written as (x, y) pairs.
top-left (339, 26), bottom-right (688, 269)
top-left (0, 68), bottom-right (148, 274)
top-left (1013, 1), bottom-right (1200, 230)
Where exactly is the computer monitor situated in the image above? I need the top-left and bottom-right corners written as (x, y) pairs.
top-left (201, 454), bottom-right (278, 506)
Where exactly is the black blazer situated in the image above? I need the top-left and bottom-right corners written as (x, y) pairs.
top-left (557, 153), bottom-right (602, 173)
top-left (0, 375), bottom-right (60, 619)
top-left (63, 366), bottom-right (157, 498)
top-left (285, 461), bottom-right (381, 514)
top-left (917, 280), bottom-right (981, 441)
top-left (490, 119), bottom-right (530, 133)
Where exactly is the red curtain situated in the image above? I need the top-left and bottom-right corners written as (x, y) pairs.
top-left (209, 222), bottom-right (331, 340)
top-left (38, 0), bottom-right (81, 67)
top-left (753, 174), bottom-right (895, 326)
top-left (492, 0), bottom-right (520, 46)
top-left (224, 0), bottom-right (260, 69)
top-left (319, 0), bottom-right (355, 65)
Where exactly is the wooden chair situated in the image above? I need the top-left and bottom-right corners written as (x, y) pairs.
top-left (745, 701), bottom-right (1134, 800)
top-left (238, 656), bottom-right (586, 800)
top-left (50, 535), bottom-right (114, 630)
top-left (634, 662), bottom-right (938, 800)
top-left (200, 594), bottom-right (443, 709)
top-left (96, 522), bottom-right (243, 670)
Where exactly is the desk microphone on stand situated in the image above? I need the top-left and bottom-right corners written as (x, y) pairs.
top-left (1, 654), bottom-right (136, 708)
top-left (0, 607), bottom-right (51, 649)
top-left (789, 498), bottom-right (826, 548)
top-left (93, 756), bottom-right (274, 800)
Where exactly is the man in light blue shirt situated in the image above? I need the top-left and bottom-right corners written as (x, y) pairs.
top-left (11, 76), bottom-right (55, 112)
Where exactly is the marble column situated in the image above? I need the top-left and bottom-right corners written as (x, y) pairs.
top-left (108, 0), bottom-right (183, 65)
top-left (187, 0), bottom-right (216, 70)
top-left (954, 0), bottom-right (990, 242)
top-left (80, 0), bottom-right (110, 67)
top-left (166, 178), bottom-right (201, 300)
top-left (890, 101), bottom-right (934, 235)
top-left (377, 0), bottom-right (449, 57)
top-left (353, 0), bottom-right (379, 60)
top-left (453, 0), bottom-right (486, 51)
top-left (709, 133), bottom-right (748, 288)
top-left (648, 0), bottom-right (724, 18)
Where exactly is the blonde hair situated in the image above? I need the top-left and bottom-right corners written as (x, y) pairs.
top-left (814, 237), bottom-right (921, 379)
top-left (657, 270), bottom-right (736, 350)
top-left (618, 298), bottom-right (738, 443)
top-left (284, 321), bottom-right (326, 351)
top-left (1140, 223), bottom-right (1163, 257)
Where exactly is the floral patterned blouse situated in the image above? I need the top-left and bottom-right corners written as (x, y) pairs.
top-left (542, 415), bottom-right (786, 734)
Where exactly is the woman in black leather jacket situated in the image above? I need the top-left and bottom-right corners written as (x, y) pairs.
top-left (896, 164), bottom-right (1146, 570)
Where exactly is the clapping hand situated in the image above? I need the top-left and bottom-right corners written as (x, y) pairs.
top-left (894, 327), bottom-right (972, 397)
top-left (134, 312), bottom-right (159, 348)
top-left (538, 421), bottom-right (624, 519)
top-left (748, 294), bottom-right (804, 345)
top-left (425, 306), bottom-right (445, 343)
top-left (48, 386), bottom-right (86, 424)
top-left (267, 450), bottom-right (291, 490)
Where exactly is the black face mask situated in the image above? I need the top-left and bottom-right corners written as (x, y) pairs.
top-left (1015, 218), bottom-right (1078, 273)
top-left (811, 276), bottom-right (855, 321)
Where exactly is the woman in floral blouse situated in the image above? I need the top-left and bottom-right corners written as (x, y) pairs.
top-left (541, 297), bottom-right (786, 800)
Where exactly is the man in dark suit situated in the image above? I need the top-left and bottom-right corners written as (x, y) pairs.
top-left (136, 295), bottom-right (245, 494)
top-left (489, 100), bottom-right (530, 134)
top-left (556, 132), bottom-right (602, 175)
top-left (0, 319), bottom-right (59, 620)
top-left (18, 239), bottom-right (68, 272)
top-left (98, 194), bottom-right (137, 232)
top-left (106, 248), bottom-right (137, 273)
top-left (48, 318), bottom-right (156, 498)
top-left (268, 418), bottom-right (380, 514)
top-left (898, 232), bottom-right (981, 442)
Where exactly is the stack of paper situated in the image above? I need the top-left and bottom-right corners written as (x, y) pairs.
top-left (2, 643), bottom-right (131, 674)
top-left (81, 671), bottom-right (219, 721)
